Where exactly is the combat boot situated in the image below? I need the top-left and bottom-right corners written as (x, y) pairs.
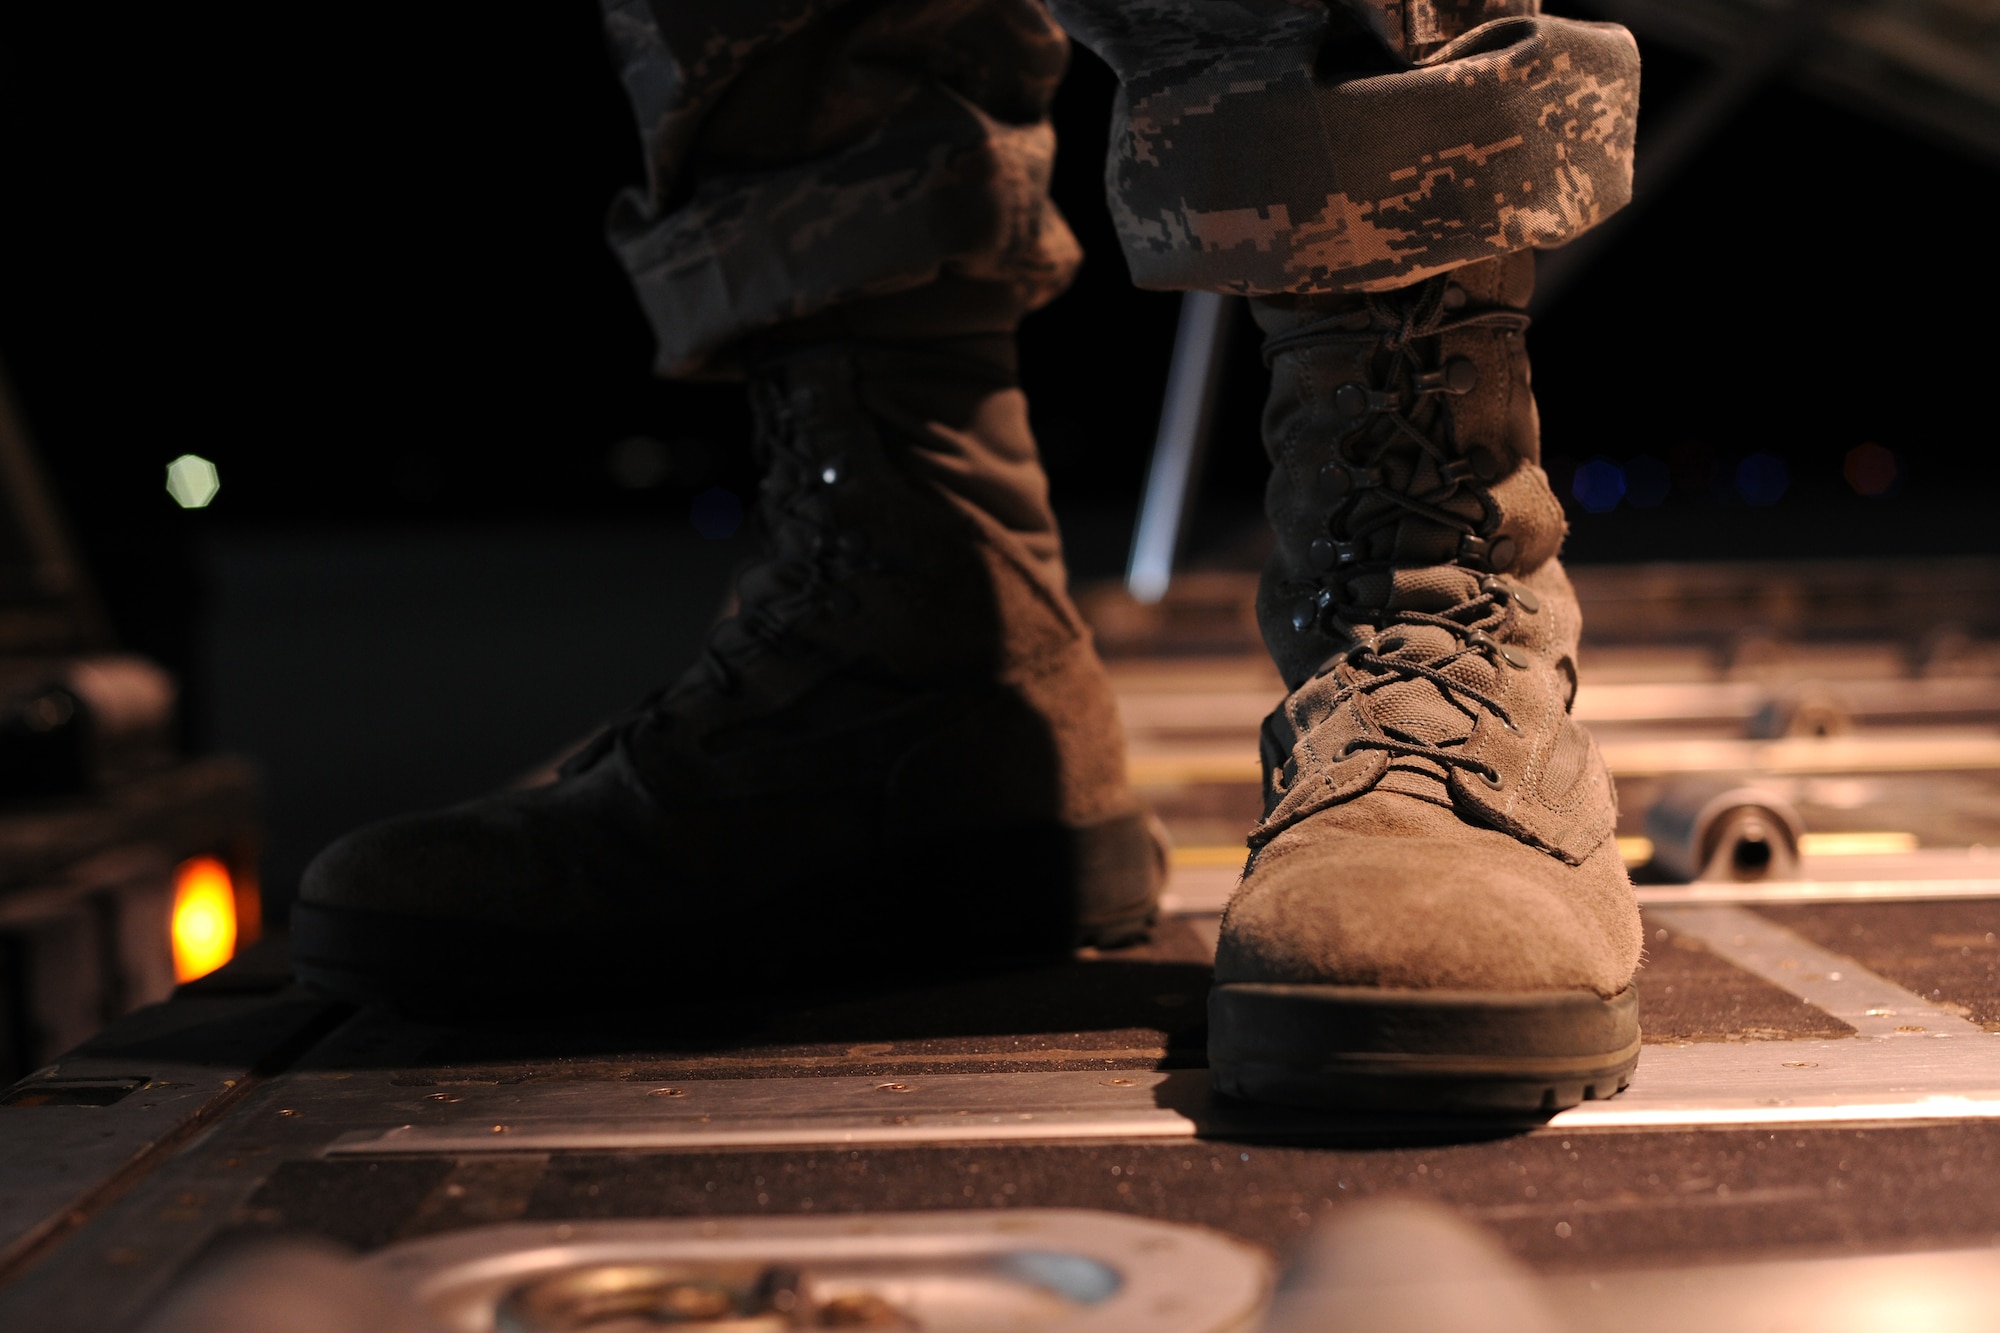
top-left (291, 335), bottom-right (1161, 1013)
top-left (1207, 253), bottom-right (1643, 1113)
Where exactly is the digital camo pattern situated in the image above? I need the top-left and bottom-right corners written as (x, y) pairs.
top-left (1048, 0), bottom-right (1642, 294)
top-left (603, 0), bottom-right (1639, 374)
top-left (601, 0), bottom-right (1080, 376)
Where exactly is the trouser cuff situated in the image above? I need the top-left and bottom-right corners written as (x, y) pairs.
top-left (1069, 14), bottom-right (1640, 295)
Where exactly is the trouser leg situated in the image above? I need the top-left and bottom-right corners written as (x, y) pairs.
top-left (599, 0), bottom-right (1080, 376)
top-left (600, 1), bottom-right (1640, 370)
top-left (291, 3), bottom-right (1165, 1012)
top-left (1031, 6), bottom-right (1648, 1115)
top-left (1044, 0), bottom-right (1642, 294)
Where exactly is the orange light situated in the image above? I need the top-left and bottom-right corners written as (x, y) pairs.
top-left (172, 856), bottom-right (238, 983)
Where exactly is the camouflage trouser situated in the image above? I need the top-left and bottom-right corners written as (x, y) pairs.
top-left (602, 0), bottom-right (1639, 377)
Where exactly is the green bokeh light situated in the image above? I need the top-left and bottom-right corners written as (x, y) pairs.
top-left (165, 454), bottom-right (220, 509)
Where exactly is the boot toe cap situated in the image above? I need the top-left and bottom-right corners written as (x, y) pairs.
top-left (298, 805), bottom-right (539, 924)
top-left (1214, 812), bottom-right (1639, 996)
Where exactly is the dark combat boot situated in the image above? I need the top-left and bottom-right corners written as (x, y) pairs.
top-left (1207, 253), bottom-right (1642, 1113)
top-left (291, 335), bottom-right (1161, 1013)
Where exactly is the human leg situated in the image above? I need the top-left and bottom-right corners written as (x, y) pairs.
top-left (290, 1), bottom-right (1161, 1011)
top-left (1049, 0), bottom-right (1646, 1110)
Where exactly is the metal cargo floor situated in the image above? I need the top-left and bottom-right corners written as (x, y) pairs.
top-left (10, 563), bottom-right (2000, 1328)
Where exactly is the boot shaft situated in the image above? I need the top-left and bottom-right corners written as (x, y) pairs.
top-left (1251, 252), bottom-right (1568, 688)
top-left (680, 338), bottom-right (1089, 705)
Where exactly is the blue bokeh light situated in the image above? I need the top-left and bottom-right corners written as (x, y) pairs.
top-left (1735, 452), bottom-right (1790, 507)
top-left (1571, 458), bottom-right (1627, 514)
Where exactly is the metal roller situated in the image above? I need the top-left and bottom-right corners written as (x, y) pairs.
top-left (1643, 778), bottom-right (1805, 883)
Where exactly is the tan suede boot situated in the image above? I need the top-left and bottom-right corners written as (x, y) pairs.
top-left (1208, 253), bottom-right (1642, 1113)
top-left (291, 334), bottom-right (1160, 1013)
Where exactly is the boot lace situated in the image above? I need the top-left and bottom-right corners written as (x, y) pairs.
top-left (1264, 276), bottom-right (1538, 787)
top-left (689, 372), bottom-right (875, 696)
top-left (1305, 577), bottom-right (1534, 790)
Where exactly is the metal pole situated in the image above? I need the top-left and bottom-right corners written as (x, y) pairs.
top-left (1126, 290), bottom-right (1235, 604)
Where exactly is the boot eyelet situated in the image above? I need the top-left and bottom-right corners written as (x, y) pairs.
top-left (1415, 359), bottom-right (1480, 397)
top-left (1498, 643), bottom-right (1529, 670)
top-left (1333, 383), bottom-right (1372, 419)
top-left (1477, 765), bottom-right (1504, 790)
top-left (1317, 461), bottom-right (1354, 501)
top-left (1479, 575), bottom-right (1541, 615)
top-left (1376, 636), bottom-right (1406, 655)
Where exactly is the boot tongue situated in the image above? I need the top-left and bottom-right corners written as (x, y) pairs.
top-left (1342, 438), bottom-right (1488, 568)
top-left (1364, 624), bottom-right (1493, 745)
top-left (1344, 563), bottom-right (1482, 615)
top-left (1346, 567), bottom-right (1495, 802)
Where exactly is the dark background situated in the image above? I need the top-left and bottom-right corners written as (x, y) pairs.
top-left (3, 4), bottom-right (1997, 905)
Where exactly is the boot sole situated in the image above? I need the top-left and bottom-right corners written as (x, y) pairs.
top-left (290, 812), bottom-right (1163, 1016)
top-left (1208, 983), bottom-right (1639, 1115)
